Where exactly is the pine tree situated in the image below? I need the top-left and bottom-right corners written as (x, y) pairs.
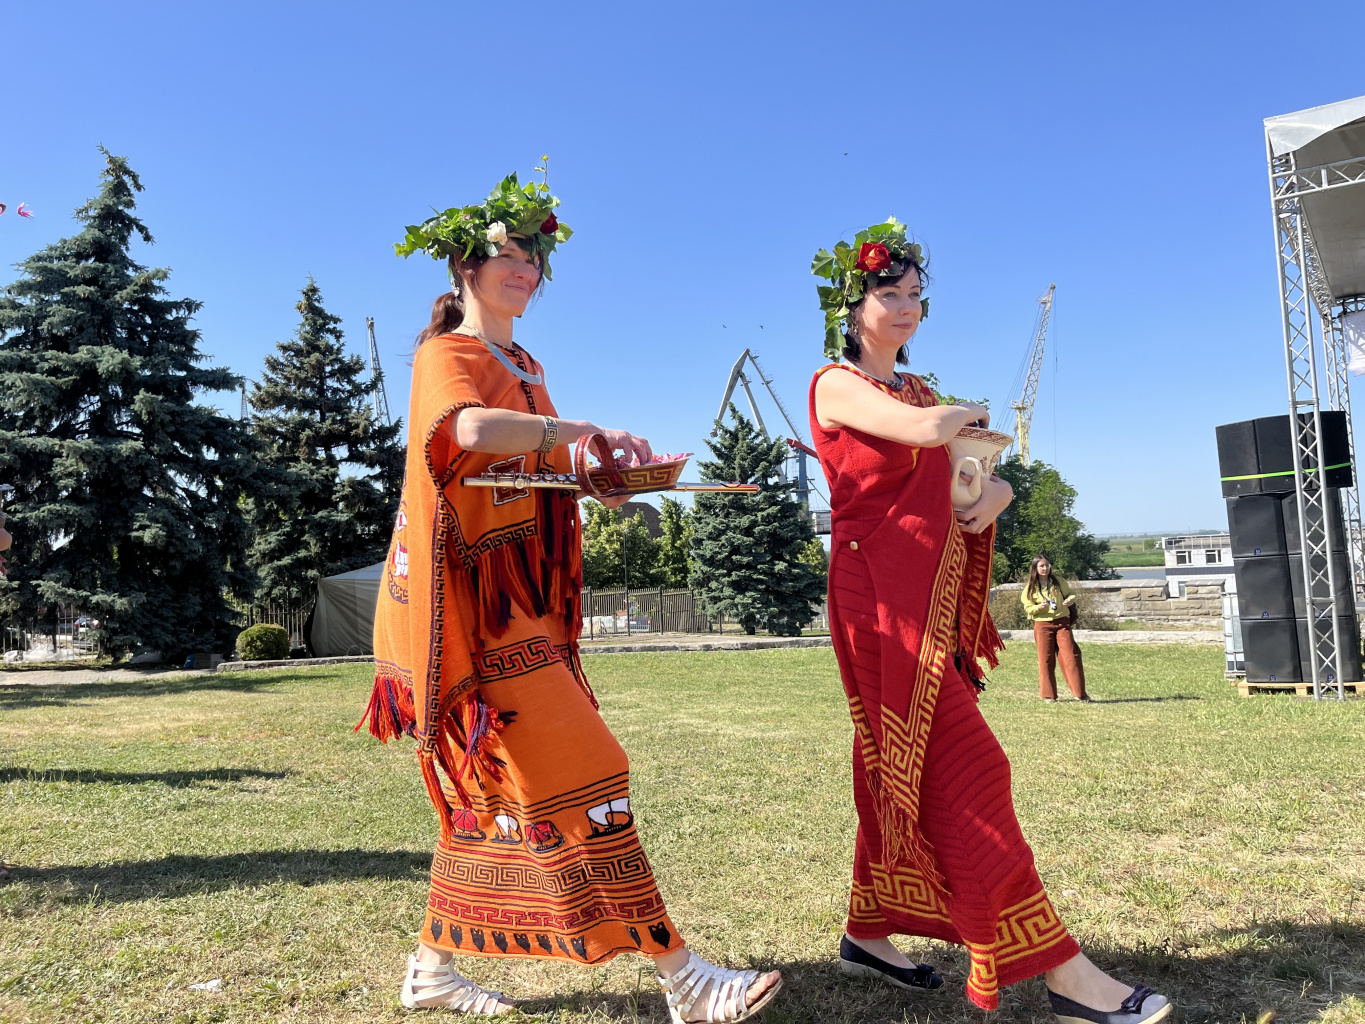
top-left (0, 149), bottom-right (262, 657)
top-left (247, 280), bottom-right (405, 603)
top-left (690, 408), bottom-right (825, 635)
top-left (993, 457), bottom-right (1116, 584)
top-left (580, 500), bottom-right (661, 590)
top-left (657, 497), bottom-right (694, 588)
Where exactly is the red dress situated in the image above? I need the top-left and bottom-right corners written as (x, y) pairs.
top-left (810, 365), bottom-right (1079, 1010)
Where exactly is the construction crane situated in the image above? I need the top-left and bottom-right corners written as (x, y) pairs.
top-left (713, 349), bottom-right (813, 506)
top-left (366, 317), bottom-right (392, 426)
top-left (1005, 284), bottom-right (1056, 467)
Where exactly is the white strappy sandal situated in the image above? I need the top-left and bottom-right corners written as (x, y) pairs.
top-left (656, 951), bottom-right (782, 1023)
top-left (400, 954), bottom-right (511, 1015)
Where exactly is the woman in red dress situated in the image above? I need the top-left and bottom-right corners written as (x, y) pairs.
top-left (809, 221), bottom-right (1170, 1024)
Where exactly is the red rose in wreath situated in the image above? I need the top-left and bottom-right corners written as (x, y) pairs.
top-left (856, 242), bottom-right (892, 273)
top-left (539, 214), bottom-right (558, 235)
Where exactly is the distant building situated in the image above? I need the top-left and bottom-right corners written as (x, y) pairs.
top-left (1162, 533), bottom-right (1235, 596)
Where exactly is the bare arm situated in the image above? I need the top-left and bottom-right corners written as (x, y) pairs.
top-left (452, 408), bottom-right (653, 465)
top-left (452, 408), bottom-right (651, 510)
top-left (814, 369), bottom-right (988, 448)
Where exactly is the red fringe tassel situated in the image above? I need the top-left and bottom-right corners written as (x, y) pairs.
top-left (355, 674), bottom-right (416, 742)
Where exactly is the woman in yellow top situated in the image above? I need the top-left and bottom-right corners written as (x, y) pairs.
top-left (1021, 556), bottom-right (1089, 701)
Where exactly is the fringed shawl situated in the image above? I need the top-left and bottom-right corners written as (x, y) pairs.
top-left (360, 333), bottom-right (588, 841)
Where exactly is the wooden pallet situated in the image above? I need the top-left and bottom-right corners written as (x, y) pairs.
top-left (1237, 680), bottom-right (1363, 697)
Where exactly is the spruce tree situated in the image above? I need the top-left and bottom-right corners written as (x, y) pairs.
top-left (0, 149), bottom-right (261, 657)
top-left (247, 280), bottom-right (405, 603)
top-left (690, 408), bottom-right (825, 635)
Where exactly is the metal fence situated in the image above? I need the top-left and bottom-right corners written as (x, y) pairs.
top-left (580, 587), bottom-right (828, 639)
top-left (1, 605), bottom-right (92, 661)
top-left (242, 600), bottom-right (313, 647)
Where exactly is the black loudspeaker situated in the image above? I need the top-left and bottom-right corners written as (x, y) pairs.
top-left (1287, 550), bottom-right (1356, 613)
top-left (1281, 489), bottom-right (1348, 555)
top-left (1295, 616), bottom-right (1363, 683)
top-left (1227, 495), bottom-right (1287, 557)
top-left (1216, 420), bottom-right (1262, 497)
top-left (1233, 556), bottom-right (1295, 619)
top-left (1217, 413), bottom-right (1353, 497)
top-left (1241, 618), bottom-right (1300, 682)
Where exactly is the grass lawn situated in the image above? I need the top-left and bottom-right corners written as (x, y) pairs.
top-left (1103, 551), bottom-right (1167, 568)
top-left (2, 645), bottom-right (1365, 1023)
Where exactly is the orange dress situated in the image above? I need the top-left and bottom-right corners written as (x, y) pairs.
top-left (362, 333), bottom-right (678, 965)
top-left (810, 365), bottom-right (1079, 1009)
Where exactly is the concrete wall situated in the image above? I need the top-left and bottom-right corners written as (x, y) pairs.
top-left (992, 580), bottom-right (1224, 626)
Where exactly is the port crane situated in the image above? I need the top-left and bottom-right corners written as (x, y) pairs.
top-left (366, 317), bottom-right (392, 426)
top-left (713, 348), bottom-right (818, 509)
top-left (1004, 284), bottom-right (1056, 467)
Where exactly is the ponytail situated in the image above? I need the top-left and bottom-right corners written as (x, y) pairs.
top-left (417, 290), bottom-right (465, 346)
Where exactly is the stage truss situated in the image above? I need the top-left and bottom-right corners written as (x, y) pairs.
top-left (1266, 101), bottom-right (1365, 700)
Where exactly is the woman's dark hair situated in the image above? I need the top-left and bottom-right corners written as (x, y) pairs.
top-left (1024, 555), bottom-right (1065, 601)
top-left (416, 239), bottom-right (546, 346)
top-left (842, 259), bottom-right (928, 365)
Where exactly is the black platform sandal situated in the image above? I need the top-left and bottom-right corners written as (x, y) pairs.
top-left (1047, 984), bottom-right (1171, 1024)
top-left (838, 936), bottom-right (943, 992)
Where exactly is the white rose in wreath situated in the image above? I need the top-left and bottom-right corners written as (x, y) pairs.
top-left (485, 221), bottom-right (508, 246)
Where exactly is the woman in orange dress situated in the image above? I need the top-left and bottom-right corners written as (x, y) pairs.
top-left (809, 221), bottom-right (1170, 1024)
top-left (362, 172), bottom-right (780, 1021)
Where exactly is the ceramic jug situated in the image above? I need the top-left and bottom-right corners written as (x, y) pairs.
top-left (947, 426), bottom-right (1013, 511)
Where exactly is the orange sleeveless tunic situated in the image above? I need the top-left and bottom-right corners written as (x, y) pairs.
top-left (362, 333), bottom-right (678, 965)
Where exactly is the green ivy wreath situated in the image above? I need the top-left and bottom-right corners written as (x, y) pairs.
top-left (395, 159), bottom-right (573, 280)
top-left (811, 216), bottom-right (929, 360)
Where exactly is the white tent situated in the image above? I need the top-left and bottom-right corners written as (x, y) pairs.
top-left (1265, 95), bottom-right (1365, 301)
top-left (306, 562), bottom-right (383, 657)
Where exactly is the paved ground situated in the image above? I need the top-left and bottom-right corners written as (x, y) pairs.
top-left (0, 628), bottom-right (1226, 684)
top-left (0, 665), bottom-right (213, 686)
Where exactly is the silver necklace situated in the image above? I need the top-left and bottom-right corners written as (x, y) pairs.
top-left (464, 329), bottom-right (543, 385)
top-left (849, 360), bottom-right (904, 389)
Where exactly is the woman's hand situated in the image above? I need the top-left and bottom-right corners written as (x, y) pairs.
top-left (955, 475), bottom-right (1013, 534)
top-left (1063, 595), bottom-right (1076, 607)
top-left (594, 427), bottom-right (653, 468)
top-left (958, 403), bottom-right (990, 429)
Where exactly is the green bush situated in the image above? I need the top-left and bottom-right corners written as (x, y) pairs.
top-left (235, 623), bottom-right (291, 661)
top-left (989, 589), bottom-right (1030, 631)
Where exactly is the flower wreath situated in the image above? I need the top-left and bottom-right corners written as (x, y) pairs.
top-left (811, 216), bottom-right (929, 360)
top-left (395, 159), bottom-right (573, 280)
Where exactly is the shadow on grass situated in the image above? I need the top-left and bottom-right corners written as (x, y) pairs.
top-left (506, 921), bottom-right (1365, 1023)
top-left (0, 767), bottom-right (291, 786)
top-left (0, 671), bottom-right (344, 708)
top-left (4, 848), bottom-right (433, 903)
top-left (1087, 695), bottom-right (1204, 704)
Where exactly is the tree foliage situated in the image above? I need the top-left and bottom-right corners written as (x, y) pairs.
top-left (247, 280), bottom-right (404, 603)
top-left (656, 497), bottom-right (694, 589)
top-left (690, 408), bottom-right (825, 635)
top-left (0, 150), bottom-right (262, 657)
top-left (580, 501), bottom-right (662, 590)
top-left (992, 457), bottom-right (1116, 584)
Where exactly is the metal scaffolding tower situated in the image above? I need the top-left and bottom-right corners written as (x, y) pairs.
top-left (366, 317), bottom-right (392, 426)
top-left (1005, 284), bottom-right (1055, 467)
top-left (1265, 95), bottom-right (1365, 699)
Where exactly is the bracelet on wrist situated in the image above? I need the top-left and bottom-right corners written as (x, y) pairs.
top-left (537, 415), bottom-right (558, 453)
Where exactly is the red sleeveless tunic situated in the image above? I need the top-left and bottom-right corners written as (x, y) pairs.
top-left (809, 364), bottom-right (1078, 1009)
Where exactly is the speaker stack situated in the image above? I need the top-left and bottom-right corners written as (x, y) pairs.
top-left (1216, 413), bottom-right (1360, 684)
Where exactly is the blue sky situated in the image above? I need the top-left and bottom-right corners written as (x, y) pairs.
top-left (3, 1), bottom-right (1364, 535)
